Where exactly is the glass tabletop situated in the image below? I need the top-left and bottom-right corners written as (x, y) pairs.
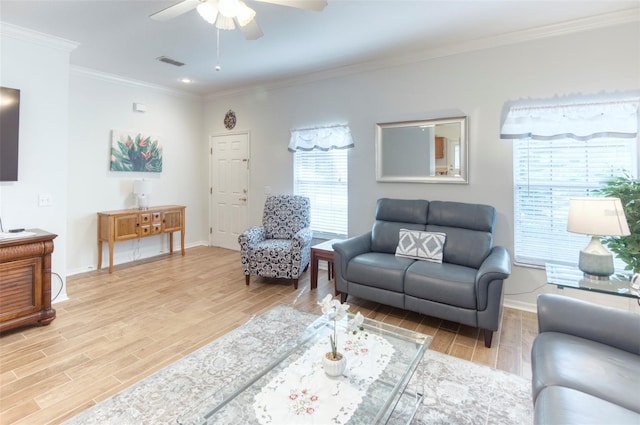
top-left (178, 315), bottom-right (431, 425)
top-left (545, 263), bottom-right (639, 298)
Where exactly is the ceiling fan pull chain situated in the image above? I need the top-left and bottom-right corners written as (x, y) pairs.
top-left (215, 28), bottom-right (222, 72)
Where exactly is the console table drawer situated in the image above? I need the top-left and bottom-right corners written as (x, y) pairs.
top-left (139, 225), bottom-right (152, 236)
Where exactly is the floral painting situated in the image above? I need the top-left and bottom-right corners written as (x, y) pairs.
top-left (110, 130), bottom-right (163, 172)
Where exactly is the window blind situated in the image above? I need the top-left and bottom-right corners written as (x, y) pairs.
top-left (513, 137), bottom-right (637, 268)
top-left (294, 149), bottom-right (348, 238)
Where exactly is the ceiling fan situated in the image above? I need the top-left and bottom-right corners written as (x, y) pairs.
top-left (150, 0), bottom-right (328, 40)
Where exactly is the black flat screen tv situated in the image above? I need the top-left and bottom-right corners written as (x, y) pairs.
top-left (0, 87), bottom-right (20, 182)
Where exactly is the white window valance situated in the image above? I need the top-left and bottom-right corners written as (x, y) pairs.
top-left (500, 95), bottom-right (640, 141)
top-left (288, 124), bottom-right (354, 152)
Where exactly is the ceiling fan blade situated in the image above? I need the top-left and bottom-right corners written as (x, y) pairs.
top-left (252, 0), bottom-right (327, 12)
top-left (238, 18), bottom-right (264, 40)
top-left (150, 0), bottom-right (201, 21)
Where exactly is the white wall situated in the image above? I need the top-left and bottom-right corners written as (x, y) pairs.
top-left (0, 24), bottom-right (77, 301)
top-left (67, 69), bottom-right (207, 274)
top-left (204, 22), bottom-right (640, 312)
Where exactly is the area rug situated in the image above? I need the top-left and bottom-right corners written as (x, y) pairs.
top-left (64, 305), bottom-right (532, 425)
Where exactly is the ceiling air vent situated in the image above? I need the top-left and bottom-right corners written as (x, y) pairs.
top-left (156, 56), bottom-right (185, 67)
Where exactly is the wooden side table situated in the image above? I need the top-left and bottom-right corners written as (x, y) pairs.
top-left (0, 229), bottom-right (57, 332)
top-left (310, 239), bottom-right (341, 295)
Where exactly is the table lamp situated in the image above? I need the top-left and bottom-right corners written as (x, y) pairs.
top-left (567, 197), bottom-right (630, 280)
top-left (133, 179), bottom-right (152, 210)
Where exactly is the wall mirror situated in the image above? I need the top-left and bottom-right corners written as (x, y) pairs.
top-left (376, 116), bottom-right (468, 184)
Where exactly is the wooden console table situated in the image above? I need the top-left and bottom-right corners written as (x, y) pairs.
top-left (0, 229), bottom-right (57, 332)
top-left (97, 205), bottom-right (185, 273)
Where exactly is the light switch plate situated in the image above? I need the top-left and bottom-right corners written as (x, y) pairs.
top-left (38, 194), bottom-right (53, 207)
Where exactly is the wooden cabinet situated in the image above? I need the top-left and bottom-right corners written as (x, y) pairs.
top-left (435, 136), bottom-right (445, 159)
top-left (0, 229), bottom-right (57, 332)
top-left (97, 205), bottom-right (185, 273)
top-left (163, 210), bottom-right (183, 232)
top-left (114, 213), bottom-right (139, 240)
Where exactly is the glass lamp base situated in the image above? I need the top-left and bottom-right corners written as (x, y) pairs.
top-left (137, 194), bottom-right (150, 210)
top-left (582, 272), bottom-right (611, 281)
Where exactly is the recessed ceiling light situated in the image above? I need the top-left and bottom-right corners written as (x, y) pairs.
top-left (180, 78), bottom-right (193, 83)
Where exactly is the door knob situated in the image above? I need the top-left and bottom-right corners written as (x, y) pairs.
top-left (239, 197), bottom-right (247, 202)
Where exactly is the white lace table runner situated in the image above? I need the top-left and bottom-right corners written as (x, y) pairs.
top-left (252, 332), bottom-right (395, 425)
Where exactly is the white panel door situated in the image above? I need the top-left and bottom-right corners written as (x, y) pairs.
top-left (210, 133), bottom-right (249, 250)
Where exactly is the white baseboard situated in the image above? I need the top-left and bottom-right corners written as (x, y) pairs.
top-left (66, 241), bottom-right (208, 277)
top-left (52, 294), bottom-right (69, 304)
top-left (503, 298), bottom-right (537, 313)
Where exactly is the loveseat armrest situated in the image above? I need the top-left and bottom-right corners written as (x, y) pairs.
top-left (333, 232), bottom-right (372, 262)
top-left (537, 293), bottom-right (640, 355)
top-left (332, 232), bottom-right (372, 277)
top-left (475, 246), bottom-right (511, 309)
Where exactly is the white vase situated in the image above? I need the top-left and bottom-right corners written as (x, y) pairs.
top-left (323, 352), bottom-right (347, 377)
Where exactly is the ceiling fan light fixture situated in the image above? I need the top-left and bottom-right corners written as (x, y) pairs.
top-left (196, 0), bottom-right (219, 24)
top-left (236, 1), bottom-right (256, 27)
top-left (218, 0), bottom-right (239, 18)
top-left (215, 15), bottom-right (236, 30)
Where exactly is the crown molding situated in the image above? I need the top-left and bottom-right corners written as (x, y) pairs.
top-left (207, 7), bottom-right (640, 100)
top-left (400, 7), bottom-right (640, 66)
top-left (0, 21), bottom-right (78, 52)
top-left (70, 66), bottom-right (203, 101)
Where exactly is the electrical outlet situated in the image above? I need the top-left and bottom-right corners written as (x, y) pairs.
top-left (38, 194), bottom-right (53, 207)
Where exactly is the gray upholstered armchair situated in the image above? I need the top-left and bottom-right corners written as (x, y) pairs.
top-left (238, 195), bottom-right (312, 289)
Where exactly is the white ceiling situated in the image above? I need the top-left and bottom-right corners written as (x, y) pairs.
top-left (1, 0), bottom-right (638, 96)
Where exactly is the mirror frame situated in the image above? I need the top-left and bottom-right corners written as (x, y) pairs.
top-left (375, 116), bottom-right (468, 184)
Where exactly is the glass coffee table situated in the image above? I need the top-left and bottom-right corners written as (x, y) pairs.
top-left (178, 316), bottom-right (431, 425)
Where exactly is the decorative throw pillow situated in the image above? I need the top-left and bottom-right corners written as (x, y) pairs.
top-left (395, 229), bottom-right (446, 263)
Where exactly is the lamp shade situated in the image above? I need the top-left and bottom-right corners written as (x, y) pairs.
top-left (215, 15), bottom-right (235, 30)
top-left (196, 0), bottom-right (219, 24)
top-left (236, 1), bottom-right (256, 27)
top-left (133, 180), bottom-right (152, 195)
top-left (567, 197), bottom-right (630, 236)
top-left (218, 0), bottom-right (239, 17)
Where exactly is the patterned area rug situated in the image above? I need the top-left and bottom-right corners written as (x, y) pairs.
top-left (64, 305), bottom-right (532, 425)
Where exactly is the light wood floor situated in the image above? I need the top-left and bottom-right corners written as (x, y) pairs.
top-left (0, 246), bottom-right (538, 425)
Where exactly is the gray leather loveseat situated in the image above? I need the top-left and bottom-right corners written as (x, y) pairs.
top-left (532, 294), bottom-right (640, 424)
top-left (333, 198), bottom-right (511, 347)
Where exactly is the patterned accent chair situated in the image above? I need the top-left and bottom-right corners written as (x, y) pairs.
top-left (238, 195), bottom-right (312, 289)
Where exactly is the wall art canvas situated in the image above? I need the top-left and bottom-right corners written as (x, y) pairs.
top-left (110, 130), bottom-right (163, 172)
